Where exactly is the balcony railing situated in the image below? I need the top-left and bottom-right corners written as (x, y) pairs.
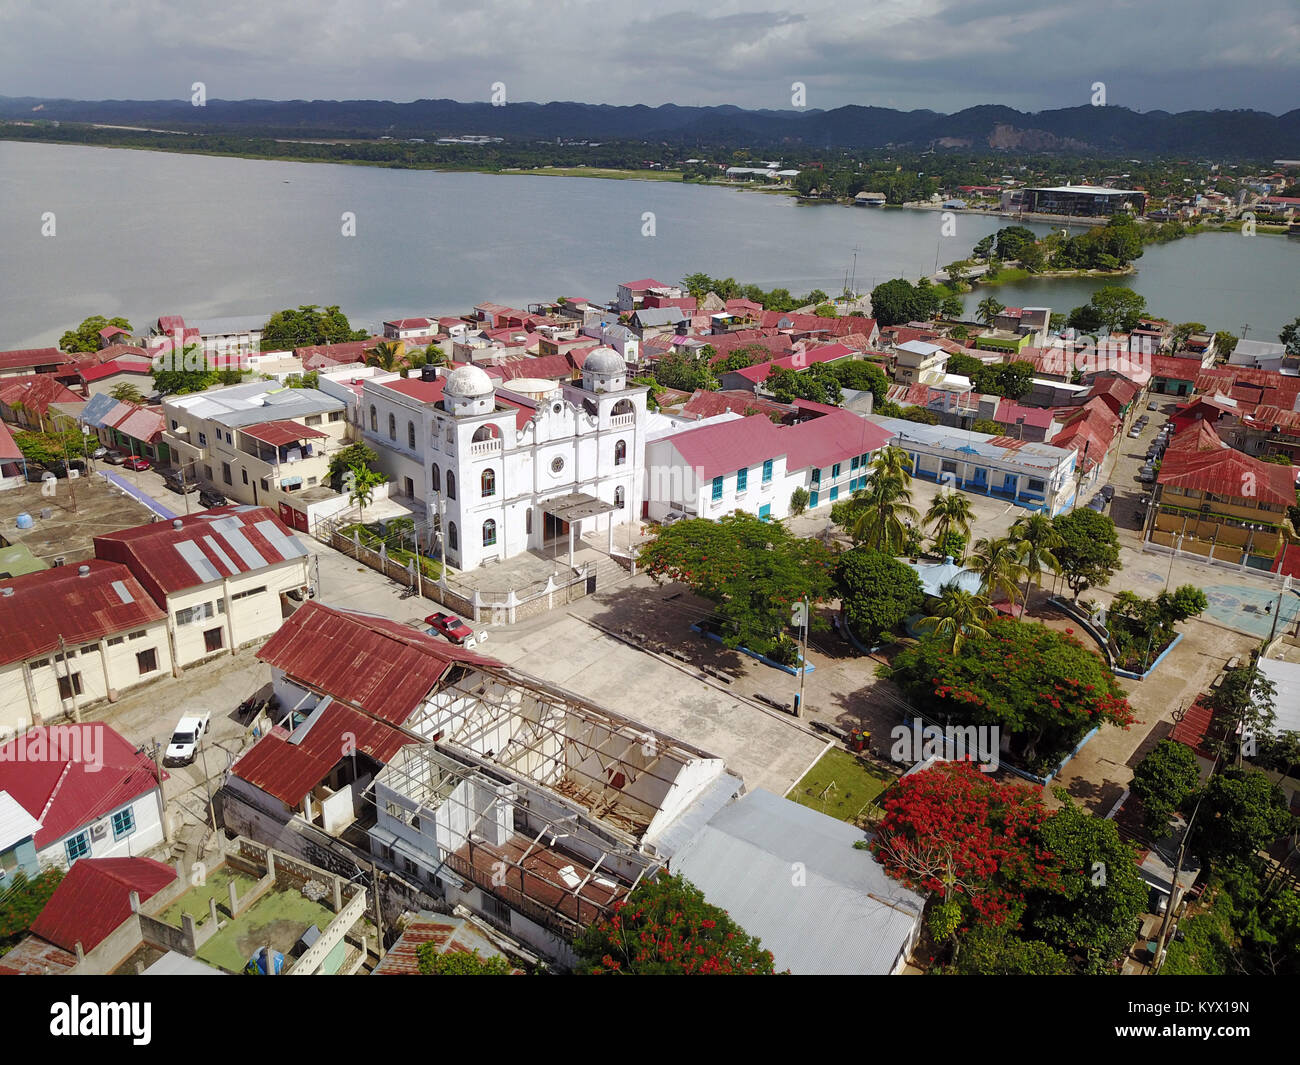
top-left (610, 412), bottom-right (636, 428)
top-left (469, 438), bottom-right (502, 456)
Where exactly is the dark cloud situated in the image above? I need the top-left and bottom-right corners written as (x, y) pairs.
top-left (0, 0), bottom-right (1294, 112)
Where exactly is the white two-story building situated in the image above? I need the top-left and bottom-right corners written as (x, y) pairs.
top-left (361, 350), bottom-right (649, 570)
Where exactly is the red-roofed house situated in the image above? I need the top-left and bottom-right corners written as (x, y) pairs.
top-left (0, 559), bottom-right (172, 732)
top-left (0, 347), bottom-right (72, 379)
top-left (1050, 398), bottom-right (1121, 492)
top-left (93, 506), bottom-right (311, 666)
top-left (615, 278), bottom-right (677, 311)
top-left (0, 724), bottom-right (166, 870)
top-left (383, 317), bottom-right (435, 340)
top-left (645, 405), bottom-right (892, 521)
top-left (75, 352), bottom-right (156, 398)
top-left (0, 375), bottom-right (82, 430)
top-left (1086, 374), bottom-right (1140, 420)
top-left (28, 857), bottom-right (177, 954)
top-left (1147, 421), bottom-right (1293, 567)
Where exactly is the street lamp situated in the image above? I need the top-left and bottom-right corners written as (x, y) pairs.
top-left (1164, 533), bottom-right (1183, 591)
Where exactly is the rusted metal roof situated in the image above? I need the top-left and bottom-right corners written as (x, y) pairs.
top-left (93, 505), bottom-right (307, 600)
top-left (29, 857), bottom-right (176, 954)
top-left (0, 560), bottom-right (166, 666)
top-left (372, 916), bottom-right (519, 974)
top-left (255, 601), bottom-right (497, 725)
top-left (240, 420), bottom-right (329, 447)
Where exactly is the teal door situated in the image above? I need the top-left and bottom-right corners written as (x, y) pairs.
top-left (759, 504), bottom-right (771, 521)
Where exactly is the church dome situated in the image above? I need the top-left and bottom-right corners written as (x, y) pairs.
top-left (443, 364), bottom-right (495, 397)
top-left (583, 347), bottom-right (626, 375)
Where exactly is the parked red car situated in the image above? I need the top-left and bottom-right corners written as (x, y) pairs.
top-left (425, 612), bottom-right (473, 644)
top-left (122, 456), bottom-right (152, 471)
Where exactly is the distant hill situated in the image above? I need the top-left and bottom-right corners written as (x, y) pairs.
top-left (2, 95), bottom-right (1297, 157)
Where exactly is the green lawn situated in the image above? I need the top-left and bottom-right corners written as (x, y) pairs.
top-left (194, 888), bottom-right (337, 973)
top-left (789, 747), bottom-right (894, 824)
top-left (158, 865), bottom-right (259, 928)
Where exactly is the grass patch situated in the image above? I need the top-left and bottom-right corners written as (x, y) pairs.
top-left (193, 886), bottom-right (337, 973)
top-left (789, 747), bottom-right (893, 824)
top-left (159, 865), bottom-right (260, 929)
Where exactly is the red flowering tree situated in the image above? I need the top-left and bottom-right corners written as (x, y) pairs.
top-left (638, 512), bottom-right (834, 660)
top-left (880, 618), bottom-right (1134, 772)
top-left (872, 760), bottom-right (1058, 928)
top-left (574, 873), bottom-right (779, 975)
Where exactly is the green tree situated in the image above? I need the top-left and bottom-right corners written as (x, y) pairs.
top-left (1052, 508), bottom-right (1121, 600)
top-left (882, 618), bottom-right (1134, 768)
top-left (939, 294), bottom-right (964, 320)
top-left (993, 226), bottom-right (1038, 261)
top-left (59, 315), bottom-right (132, 354)
top-left (952, 925), bottom-right (1072, 975)
top-left (653, 348), bottom-right (718, 393)
top-left (575, 873), bottom-right (778, 975)
top-left (367, 340), bottom-right (403, 371)
top-left (827, 360), bottom-right (889, 403)
top-left (1132, 740), bottom-right (1202, 836)
top-left (789, 486), bottom-right (810, 516)
top-left (849, 470), bottom-right (919, 553)
top-left (1281, 317), bottom-right (1300, 360)
top-left (1073, 287), bottom-right (1147, 334)
top-left (638, 512), bottom-right (834, 660)
top-left (969, 536), bottom-right (1027, 605)
top-left (109, 382), bottom-right (145, 405)
top-left (260, 305), bottom-right (368, 351)
top-left (976, 296), bottom-right (1005, 326)
top-left (346, 464), bottom-right (386, 524)
top-left (328, 442), bottom-right (380, 490)
top-left (835, 547), bottom-right (925, 643)
top-left (1192, 768), bottom-right (1295, 864)
top-left (812, 302), bottom-right (839, 318)
top-left (972, 418), bottom-right (1001, 434)
top-left (152, 346), bottom-right (218, 396)
top-left (1024, 796), bottom-right (1148, 973)
top-left (0, 868), bottom-right (66, 950)
top-left (416, 947), bottom-right (514, 975)
top-left (1009, 512), bottom-right (1063, 609)
top-left (915, 583), bottom-right (996, 654)
top-left (923, 490), bottom-right (974, 555)
top-left (870, 278), bottom-right (937, 327)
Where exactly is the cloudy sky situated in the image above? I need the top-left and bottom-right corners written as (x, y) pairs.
top-left (1, 0), bottom-right (1297, 114)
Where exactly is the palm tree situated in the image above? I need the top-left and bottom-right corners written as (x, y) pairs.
top-left (976, 296), bottom-right (1005, 326)
top-left (347, 465), bottom-right (386, 525)
top-left (969, 536), bottom-right (1027, 606)
top-left (367, 341), bottom-right (402, 371)
top-left (850, 472), bottom-right (918, 553)
top-left (870, 445), bottom-right (913, 486)
top-left (923, 490), bottom-right (974, 558)
top-left (916, 583), bottom-right (996, 654)
top-left (1009, 513), bottom-right (1063, 610)
top-left (424, 344), bottom-right (448, 367)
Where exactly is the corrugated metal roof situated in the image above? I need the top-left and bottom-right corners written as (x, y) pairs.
top-left (92, 506), bottom-right (307, 598)
top-left (670, 789), bottom-right (924, 975)
top-left (0, 560), bottom-right (166, 666)
top-left (240, 420), bottom-right (329, 446)
top-left (254, 601), bottom-right (497, 725)
top-left (0, 725), bottom-right (165, 848)
top-left (29, 857), bottom-right (176, 954)
top-left (372, 915), bottom-right (515, 974)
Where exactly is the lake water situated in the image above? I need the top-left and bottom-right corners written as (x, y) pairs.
top-left (1, 140), bottom-right (1296, 349)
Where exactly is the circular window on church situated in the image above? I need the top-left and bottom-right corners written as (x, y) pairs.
top-left (550, 456), bottom-right (565, 474)
top-left (552, 402), bottom-right (563, 414)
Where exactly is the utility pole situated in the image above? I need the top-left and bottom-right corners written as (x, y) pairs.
top-left (60, 433), bottom-right (78, 514)
top-left (197, 728), bottom-right (216, 832)
top-left (370, 859), bottom-right (386, 959)
top-left (147, 739), bottom-right (173, 844)
top-left (795, 595), bottom-right (810, 718)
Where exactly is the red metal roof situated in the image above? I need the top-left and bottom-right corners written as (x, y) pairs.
top-left (1158, 423), bottom-right (1296, 505)
top-left (383, 376), bottom-right (447, 403)
top-left (372, 917), bottom-right (520, 974)
top-left (93, 505), bottom-right (306, 600)
top-left (77, 356), bottom-right (154, 384)
top-left (1170, 699), bottom-right (1219, 759)
top-left (29, 857), bottom-right (175, 954)
top-left (619, 279), bottom-right (666, 291)
top-left (681, 390), bottom-right (792, 420)
top-left (0, 560), bottom-right (166, 666)
top-left (0, 374), bottom-right (81, 415)
top-left (0, 347), bottom-right (66, 371)
top-left (240, 419), bottom-right (329, 446)
top-left (0, 419), bottom-right (19, 461)
top-left (232, 700), bottom-right (415, 806)
top-left (664, 414), bottom-right (787, 480)
top-left (385, 318), bottom-right (433, 330)
top-left (255, 601), bottom-right (497, 725)
top-left (0, 724), bottom-right (165, 849)
top-left (785, 405), bottom-right (894, 470)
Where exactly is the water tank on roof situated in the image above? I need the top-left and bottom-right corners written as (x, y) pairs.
top-left (15, 513), bottom-right (33, 530)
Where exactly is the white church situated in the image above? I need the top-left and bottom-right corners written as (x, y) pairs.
top-left (359, 349), bottom-right (648, 571)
